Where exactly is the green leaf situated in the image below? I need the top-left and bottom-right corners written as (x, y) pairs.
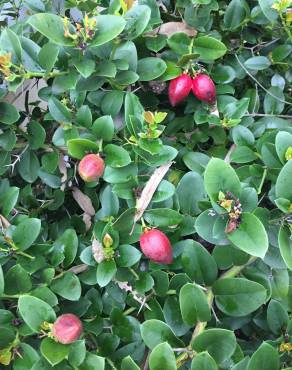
top-left (167, 32), bottom-right (191, 55)
top-left (275, 160), bottom-right (292, 201)
top-left (68, 340), bottom-right (86, 367)
top-left (67, 139), bottom-right (99, 160)
top-left (264, 87), bottom-right (285, 115)
top-left (90, 15), bottom-right (126, 46)
top-left (0, 186), bottom-right (19, 217)
top-left (28, 13), bottom-right (74, 46)
top-left (18, 150), bottom-right (40, 183)
top-left (267, 299), bottom-right (289, 335)
top-left (103, 163), bottom-right (138, 184)
top-left (272, 44), bottom-right (292, 63)
top-left (48, 97), bottom-right (72, 123)
top-left (179, 283), bottom-right (211, 325)
top-left (28, 121), bottom-right (46, 150)
top-left (191, 352), bottom-right (218, 370)
top-left (227, 212), bottom-right (268, 258)
top-left (0, 102), bottom-right (20, 125)
top-left (50, 272), bottom-right (81, 301)
top-left (258, 0), bottom-right (278, 22)
top-left (104, 144), bottom-right (131, 168)
top-left (144, 208), bottom-right (183, 227)
top-left (244, 56), bottom-right (271, 70)
top-left (275, 131), bottom-right (292, 163)
top-left (213, 277), bottom-right (267, 316)
top-left (18, 295), bottom-right (56, 332)
top-left (96, 260), bottom-right (117, 287)
top-left (181, 240), bottom-right (218, 285)
top-left (0, 28), bottom-right (22, 61)
top-left (79, 353), bottom-right (105, 370)
top-left (204, 157), bottom-right (241, 204)
top-left (149, 342), bottom-right (176, 370)
top-left (193, 36), bottom-right (227, 60)
top-left (73, 59), bottom-right (95, 78)
top-left (13, 343), bottom-right (40, 370)
top-left (124, 5), bottom-right (151, 39)
top-left (224, 0), bottom-right (249, 30)
top-left (192, 329), bottom-right (236, 364)
top-left (101, 90), bottom-right (124, 116)
top-left (12, 218), bottom-right (41, 251)
top-left (116, 245), bottom-right (142, 267)
top-left (5, 264), bottom-right (32, 294)
top-left (40, 338), bottom-right (70, 366)
top-left (177, 172), bottom-right (206, 215)
top-left (76, 105), bottom-right (92, 128)
top-left (121, 356), bottom-right (140, 370)
top-left (247, 342), bottom-right (279, 370)
top-left (140, 319), bottom-right (184, 349)
top-left (278, 226), bottom-right (292, 271)
top-left (93, 116), bottom-right (114, 141)
top-left (39, 42), bottom-right (59, 72)
top-left (137, 57), bottom-right (167, 81)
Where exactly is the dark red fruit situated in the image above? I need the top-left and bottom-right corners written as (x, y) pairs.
top-left (139, 229), bottom-right (173, 264)
top-left (52, 314), bottom-right (83, 344)
top-left (168, 74), bottom-right (192, 107)
top-left (192, 74), bottom-right (216, 104)
top-left (78, 153), bottom-right (104, 182)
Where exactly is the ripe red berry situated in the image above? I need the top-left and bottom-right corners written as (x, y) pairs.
top-left (139, 229), bottom-right (173, 264)
top-left (78, 153), bottom-right (104, 182)
top-left (168, 74), bottom-right (192, 107)
top-left (51, 314), bottom-right (83, 344)
top-left (192, 74), bottom-right (216, 104)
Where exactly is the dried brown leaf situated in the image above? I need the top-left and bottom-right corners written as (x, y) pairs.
top-left (72, 187), bottom-right (95, 216)
top-left (92, 238), bottom-right (105, 263)
top-left (146, 22), bottom-right (197, 37)
top-left (133, 162), bottom-right (173, 225)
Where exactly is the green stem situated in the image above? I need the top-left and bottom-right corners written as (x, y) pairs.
top-left (23, 70), bottom-right (68, 79)
top-left (124, 307), bottom-right (136, 315)
top-left (128, 267), bottom-right (139, 280)
top-left (106, 358), bottom-right (118, 370)
top-left (0, 294), bottom-right (22, 299)
top-left (15, 250), bottom-right (35, 260)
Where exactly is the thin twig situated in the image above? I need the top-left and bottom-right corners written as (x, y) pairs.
top-left (234, 54), bottom-right (292, 106)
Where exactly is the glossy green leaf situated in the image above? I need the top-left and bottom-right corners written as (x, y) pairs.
top-left (213, 277), bottom-right (267, 316)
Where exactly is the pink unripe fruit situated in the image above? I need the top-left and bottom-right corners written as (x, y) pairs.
top-left (139, 229), bottom-right (173, 264)
top-left (168, 74), bottom-right (193, 107)
top-left (192, 74), bottom-right (216, 104)
top-left (78, 153), bottom-right (105, 182)
top-left (52, 314), bottom-right (83, 344)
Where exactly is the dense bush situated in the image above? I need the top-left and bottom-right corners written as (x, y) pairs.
top-left (0, 0), bottom-right (291, 368)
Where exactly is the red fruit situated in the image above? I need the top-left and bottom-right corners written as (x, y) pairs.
top-left (52, 314), bottom-right (83, 344)
top-left (139, 229), bottom-right (173, 264)
top-left (168, 74), bottom-right (192, 107)
top-left (78, 153), bottom-right (104, 182)
top-left (192, 74), bottom-right (216, 104)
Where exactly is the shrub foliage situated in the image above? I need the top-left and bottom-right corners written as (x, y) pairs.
top-left (0, 0), bottom-right (291, 369)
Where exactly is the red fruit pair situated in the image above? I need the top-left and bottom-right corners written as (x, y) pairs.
top-left (52, 313), bottom-right (83, 344)
top-left (139, 228), bottom-right (173, 264)
top-left (168, 73), bottom-right (216, 106)
top-left (78, 153), bottom-right (105, 182)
